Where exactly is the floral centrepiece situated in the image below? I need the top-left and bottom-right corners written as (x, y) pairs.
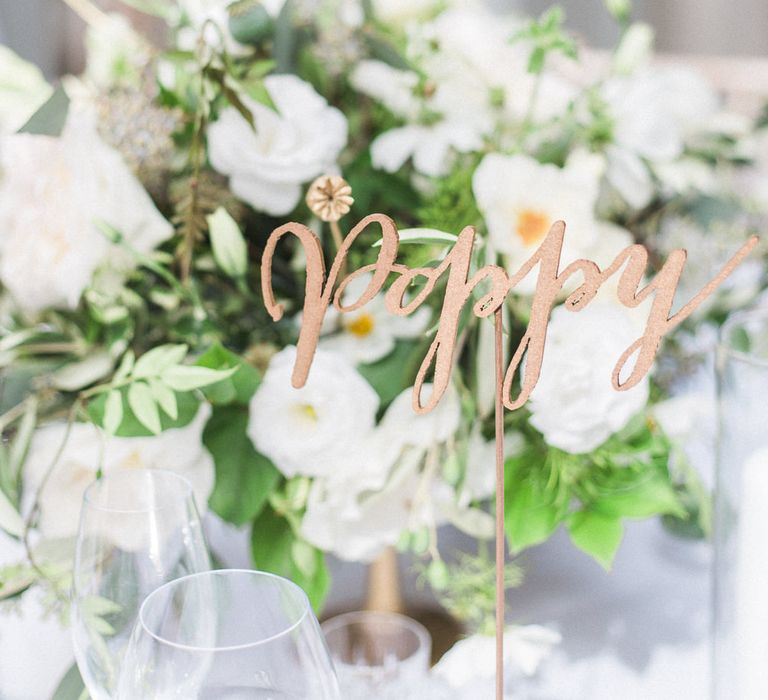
top-left (0, 0), bottom-right (766, 685)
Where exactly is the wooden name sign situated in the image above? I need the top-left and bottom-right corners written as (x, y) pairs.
top-left (261, 213), bottom-right (759, 414)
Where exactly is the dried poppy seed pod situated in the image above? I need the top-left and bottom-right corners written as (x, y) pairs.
top-left (305, 175), bottom-right (354, 223)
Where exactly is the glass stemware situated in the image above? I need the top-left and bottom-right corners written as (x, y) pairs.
top-left (321, 610), bottom-right (432, 698)
top-left (72, 469), bottom-right (210, 699)
top-left (116, 568), bottom-right (341, 699)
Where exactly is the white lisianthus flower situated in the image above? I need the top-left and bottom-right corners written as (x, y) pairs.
top-left (300, 382), bottom-right (461, 561)
top-left (371, 0), bottom-right (439, 25)
top-left (473, 150), bottom-right (607, 292)
top-left (23, 405), bottom-right (214, 540)
top-left (350, 60), bottom-right (420, 120)
top-left (207, 75), bottom-right (347, 215)
top-left (0, 46), bottom-right (52, 132)
top-left (528, 302), bottom-right (650, 454)
top-left (247, 346), bottom-right (379, 478)
top-left (601, 66), bottom-right (719, 208)
top-left (0, 111), bottom-right (173, 315)
top-left (320, 272), bottom-right (431, 364)
top-left (434, 625), bottom-right (562, 689)
top-left (300, 448), bottom-right (424, 562)
top-left (84, 13), bottom-right (147, 89)
top-left (381, 384), bottom-right (461, 448)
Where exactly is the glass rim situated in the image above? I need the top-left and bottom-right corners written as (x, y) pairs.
top-left (137, 569), bottom-right (312, 653)
top-left (719, 306), bottom-right (768, 369)
top-left (320, 610), bottom-right (431, 653)
top-left (82, 468), bottom-right (194, 514)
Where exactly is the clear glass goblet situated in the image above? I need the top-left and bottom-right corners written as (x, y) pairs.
top-left (72, 469), bottom-right (210, 699)
top-left (321, 610), bottom-right (432, 698)
top-left (116, 568), bottom-right (341, 699)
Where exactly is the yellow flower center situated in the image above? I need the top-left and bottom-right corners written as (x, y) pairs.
top-left (294, 403), bottom-right (319, 422)
top-left (515, 208), bottom-right (551, 247)
top-left (346, 313), bottom-right (376, 338)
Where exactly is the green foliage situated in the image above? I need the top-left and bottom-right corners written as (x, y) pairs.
top-left (250, 505), bottom-right (330, 611)
top-left (511, 8), bottom-right (578, 74)
top-left (567, 510), bottom-right (624, 570)
top-left (504, 416), bottom-right (683, 569)
top-left (357, 341), bottom-right (424, 408)
top-left (196, 343), bottom-right (261, 405)
top-left (18, 86), bottom-right (69, 136)
top-left (50, 663), bottom-right (86, 700)
top-left (203, 406), bottom-right (280, 525)
top-left (417, 157), bottom-right (483, 235)
top-left (88, 386), bottom-right (200, 437)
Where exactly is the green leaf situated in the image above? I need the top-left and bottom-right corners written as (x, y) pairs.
top-left (148, 378), bottom-right (178, 420)
top-left (592, 467), bottom-right (685, 519)
top-left (161, 365), bottom-right (238, 392)
top-left (273, 0), bottom-right (296, 73)
top-left (196, 344), bottom-right (261, 404)
top-left (9, 396), bottom-right (37, 479)
top-left (568, 510), bottom-right (624, 570)
top-left (103, 389), bottom-right (124, 436)
top-left (0, 487), bottom-right (24, 537)
top-left (128, 381), bottom-right (161, 435)
top-left (203, 406), bottom-right (280, 525)
top-left (132, 344), bottom-right (188, 379)
top-left (207, 207), bottom-right (248, 278)
top-left (504, 474), bottom-right (564, 554)
top-left (371, 227), bottom-right (458, 248)
top-left (357, 341), bottom-right (419, 407)
top-left (113, 350), bottom-right (135, 383)
top-left (528, 46), bottom-right (546, 73)
top-left (50, 663), bottom-right (86, 700)
top-left (18, 85), bottom-right (69, 136)
top-left (362, 31), bottom-right (413, 71)
top-left (251, 505), bottom-right (330, 611)
top-left (89, 386), bottom-right (200, 437)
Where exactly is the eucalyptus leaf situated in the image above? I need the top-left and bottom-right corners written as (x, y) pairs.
top-left (127, 381), bottom-right (161, 435)
top-left (52, 351), bottom-right (113, 391)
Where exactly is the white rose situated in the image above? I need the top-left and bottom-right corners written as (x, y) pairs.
top-left (0, 45), bottom-right (52, 132)
top-left (434, 625), bottom-right (562, 689)
top-left (528, 302), bottom-right (650, 453)
top-left (23, 405), bottom-right (214, 541)
top-left (0, 110), bottom-right (172, 315)
top-left (207, 75), bottom-right (347, 215)
top-left (473, 150), bottom-right (605, 293)
top-left (247, 346), bottom-right (379, 478)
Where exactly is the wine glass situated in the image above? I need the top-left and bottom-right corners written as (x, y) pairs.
top-left (321, 611), bottom-right (432, 698)
top-left (72, 469), bottom-right (210, 699)
top-left (116, 569), bottom-right (341, 699)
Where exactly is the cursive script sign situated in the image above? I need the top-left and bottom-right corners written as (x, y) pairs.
top-left (261, 213), bottom-right (759, 414)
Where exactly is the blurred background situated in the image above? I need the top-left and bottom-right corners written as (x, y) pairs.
top-left (1, 0), bottom-right (767, 79)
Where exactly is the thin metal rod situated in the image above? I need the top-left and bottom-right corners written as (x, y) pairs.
top-left (494, 307), bottom-right (505, 700)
